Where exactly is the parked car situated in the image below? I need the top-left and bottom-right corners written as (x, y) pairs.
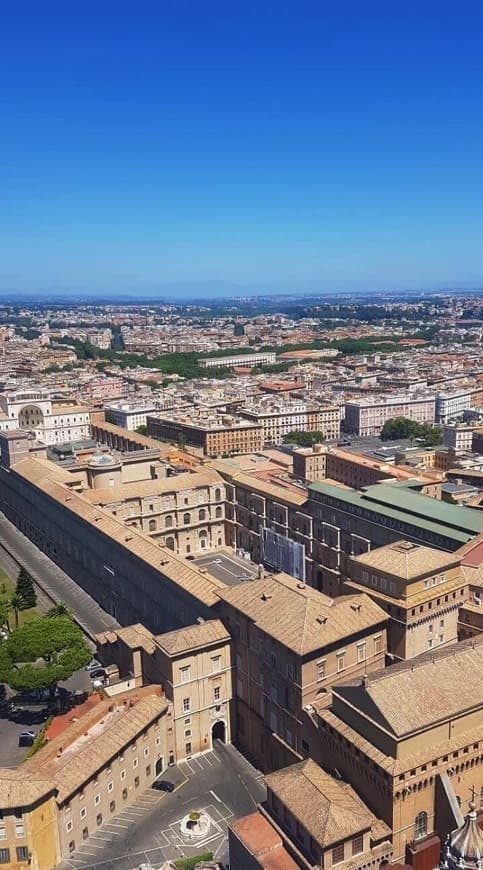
top-left (85, 659), bottom-right (101, 671)
top-left (152, 779), bottom-right (174, 792)
top-left (18, 730), bottom-right (36, 747)
top-left (89, 668), bottom-right (107, 681)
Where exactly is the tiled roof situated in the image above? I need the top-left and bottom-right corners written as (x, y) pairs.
top-left (84, 469), bottom-right (224, 504)
top-left (96, 623), bottom-right (157, 653)
top-left (12, 458), bottom-right (226, 608)
top-left (352, 541), bottom-right (459, 580)
top-left (219, 573), bottom-right (386, 655)
top-left (0, 772), bottom-right (56, 810)
top-left (155, 619), bottom-right (230, 656)
top-left (265, 759), bottom-right (383, 847)
top-left (21, 688), bottom-right (168, 803)
top-left (333, 636), bottom-right (483, 738)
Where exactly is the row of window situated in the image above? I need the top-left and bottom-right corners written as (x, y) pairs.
top-left (181, 685), bottom-right (222, 711)
top-left (180, 657), bottom-right (221, 682)
top-left (0, 847), bottom-right (28, 863)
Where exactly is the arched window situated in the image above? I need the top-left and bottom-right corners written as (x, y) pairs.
top-left (199, 509), bottom-right (206, 521)
top-left (215, 506), bottom-right (222, 518)
top-left (166, 537), bottom-right (175, 551)
top-left (148, 519), bottom-right (156, 532)
top-left (183, 513), bottom-right (191, 525)
top-left (215, 488), bottom-right (221, 501)
top-left (199, 529), bottom-right (208, 549)
top-left (414, 811), bottom-right (427, 840)
top-left (165, 515), bottom-right (173, 528)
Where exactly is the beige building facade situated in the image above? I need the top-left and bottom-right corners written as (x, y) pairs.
top-left (344, 541), bottom-right (466, 660)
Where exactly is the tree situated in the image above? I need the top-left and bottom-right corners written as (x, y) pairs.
top-left (135, 424), bottom-right (147, 436)
top-left (381, 417), bottom-right (442, 446)
top-left (283, 430), bottom-right (326, 447)
top-left (16, 567), bottom-right (37, 610)
top-left (0, 616), bottom-right (91, 698)
top-left (46, 602), bottom-right (72, 619)
top-left (9, 594), bottom-right (23, 629)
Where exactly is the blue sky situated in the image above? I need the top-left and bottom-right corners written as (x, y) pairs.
top-left (1, 1), bottom-right (483, 297)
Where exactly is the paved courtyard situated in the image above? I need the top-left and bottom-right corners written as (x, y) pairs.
top-left (59, 741), bottom-right (265, 870)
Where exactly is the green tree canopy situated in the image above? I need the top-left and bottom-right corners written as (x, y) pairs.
top-left (283, 430), bottom-right (326, 447)
top-left (16, 567), bottom-right (37, 610)
top-left (0, 616), bottom-right (91, 697)
top-left (380, 417), bottom-right (442, 446)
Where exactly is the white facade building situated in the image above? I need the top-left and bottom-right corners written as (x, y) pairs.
top-left (105, 402), bottom-right (155, 431)
top-left (199, 352), bottom-right (276, 369)
top-left (435, 389), bottom-right (475, 424)
top-left (344, 395), bottom-right (436, 437)
top-left (0, 390), bottom-right (90, 445)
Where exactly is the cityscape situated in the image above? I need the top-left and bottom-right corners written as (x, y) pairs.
top-left (0, 295), bottom-right (481, 870)
top-left (2, 2), bottom-right (483, 870)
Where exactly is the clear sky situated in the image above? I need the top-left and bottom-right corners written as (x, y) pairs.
top-left (1, 1), bottom-right (483, 297)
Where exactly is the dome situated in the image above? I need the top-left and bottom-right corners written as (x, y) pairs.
top-left (443, 803), bottom-right (483, 870)
top-left (87, 448), bottom-right (118, 468)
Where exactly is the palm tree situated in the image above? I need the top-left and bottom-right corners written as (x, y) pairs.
top-left (9, 594), bottom-right (23, 629)
top-left (46, 601), bottom-right (72, 619)
top-left (0, 600), bottom-right (11, 633)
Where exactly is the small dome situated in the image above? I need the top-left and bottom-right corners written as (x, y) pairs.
top-left (87, 449), bottom-right (117, 467)
top-left (444, 803), bottom-right (483, 870)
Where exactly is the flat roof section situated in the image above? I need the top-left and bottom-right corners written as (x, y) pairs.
top-left (193, 551), bottom-right (260, 586)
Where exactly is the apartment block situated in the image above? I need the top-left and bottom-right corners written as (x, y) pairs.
top-left (239, 402), bottom-right (341, 445)
top-left (147, 412), bottom-right (264, 456)
top-left (96, 619), bottom-right (233, 761)
top-left (307, 481), bottom-right (483, 596)
top-left (344, 541), bottom-right (465, 660)
top-left (0, 687), bottom-right (168, 869)
top-left (344, 395), bottom-right (435, 437)
top-left (310, 638), bottom-right (483, 863)
top-left (104, 401), bottom-right (155, 431)
top-left (218, 573), bottom-right (387, 772)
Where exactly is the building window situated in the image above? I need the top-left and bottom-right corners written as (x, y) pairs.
top-left (180, 666), bottom-right (190, 683)
top-left (414, 811), bottom-right (428, 840)
top-left (148, 519), bottom-right (156, 532)
top-left (134, 776), bottom-right (140, 788)
top-left (184, 729), bottom-right (192, 738)
top-left (120, 769), bottom-right (126, 780)
top-left (146, 765), bottom-right (151, 777)
top-left (185, 742), bottom-right (192, 756)
top-left (211, 655), bottom-right (221, 671)
top-left (16, 847), bottom-right (29, 862)
top-left (352, 835), bottom-right (364, 855)
top-left (122, 788), bottom-right (128, 800)
top-left (69, 842), bottom-right (75, 854)
top-left (183, 513), bottom-right (190, 525)
top-left (357, 643), bottom-right (366, 663)
top-left (66, 820), bottom-right (73, 833)
top-left (110, 801), bottom-right (116, 813)
top-left (96, 813), bottom-right (103, 826)
top-left (183, 698), bottom-right (191, 713)
top-left (332, 843), bottom-right (345, 864)
top-left (165, 515), bottom-right (173, 528)
top-left (144, 747), bottom-right (150, 758)
top-left (337, 653), bottom-right (345, 672)
top-left (94, 794), bottom-right (100, 806)
top-left (213, 686), bottom-right (221, 702)
top-left (14, 822), bottom-right (24, 838)
top-left (80, 807), bottom-right (87, 820)
top-left (317, 659), bottom-right (326, 681)
top-left (374, 635), bottom-right (383, 654)
top-left (0, 851), bottom-right (10, 865)
top-left (108, 781), bottom-right (113, 792)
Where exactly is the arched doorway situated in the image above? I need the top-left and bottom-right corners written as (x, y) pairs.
top-left (155, 757), bottom-right (164, 776)
top-left (212, 720), bottom-right (226, 745)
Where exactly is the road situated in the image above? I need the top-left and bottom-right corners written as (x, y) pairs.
top-left (0, 513), bottom-right (120, 641)
top-left (59, 741), bottom-right (266, 870)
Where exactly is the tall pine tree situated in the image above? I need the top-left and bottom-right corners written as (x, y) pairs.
top-left (15, 567), bottom-right (37, 610)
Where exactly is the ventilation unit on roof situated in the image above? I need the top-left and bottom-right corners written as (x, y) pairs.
top-left (316, 615), bottom-right (328, 625)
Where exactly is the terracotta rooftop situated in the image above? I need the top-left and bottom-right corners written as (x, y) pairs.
top-left (352, 540), bottom-right (459, 580)
top-left (154, 619), bottom-right (230, 656)
top-left (265, 759), bottom-right (387, 848)
top-left (333, 636), bottom-right (483, 739)
top-left (230, 812), bottom-right (299, 869)
top-left (96, 622), bottom-right (157, 654)
top-left (219, 573), bottom-right (386, 655)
